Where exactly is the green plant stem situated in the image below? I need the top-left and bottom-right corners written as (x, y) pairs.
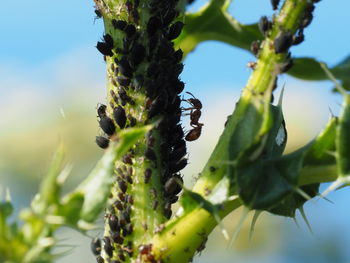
top-left (151, 198), bottom-right (242, 262)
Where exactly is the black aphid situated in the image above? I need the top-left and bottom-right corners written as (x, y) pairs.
top-left (118, 179), bottom-right (128, 193)
top-left (103, 34), bottom-right (114, 49)
top-left (114, 200), bottom-right (124, 210)
top-left (97, 104), bottom-right (107, 118)
top-left (274, 32), bottom-right (293, 53)
top-left (169, 158), bottom-right (188, 173)
top-left (124, 24), bottom-right (137, 38)
top-left (111, 232), bottom-right (124, 244)
top-left (271, 0), bottom-right (280, 10)
top-left (147, 16), bottom-right (161, 36)
top-left (116, 76), bottom-right (131, 87)
top-left (167, 21), bottom-right (184, 40)
top-left (96, 42), bottom-right (113, 57)
top-left (96, 255), bottom-right (105, 263)
top-left (173, 49), bottom-right (183, 63)
top-left (103, 237), bottom-right (113, 257)
top-left (91, 237), bottom-right (101, 256)
top-left (258, 16), bottom-right (272, 36)
top-left (144, 168), bottom-right (152, 183)
top-left (292, 30), bottom-right (304, 45)
top-left (145, 148), bottom-right (156, 161)
top-left (129, 44), bottom-right (146, 67)
top-left (99, 116), bottom-right (116, 136)
top-left (279, 58), bottom-right (294, 73)
top-left (117, 56), bottom-right (133, 78)
top-left (152, 200), bottom-right (158, 210)
top-left (109, 215), bottom-right (120, 232)
top-left (96, 136), bottom-right (110, 149)
top-left (118, 250), bottom-right (126, 261)
top-left (113, 106), bottom-right (127, 129)
top-left (164, 175), bottom-right (183, 195)
top-left (112, 19), bottom-right (127, 30)
top-left (250, 41), bottom-right (260, 56)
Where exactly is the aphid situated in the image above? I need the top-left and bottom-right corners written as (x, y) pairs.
top-left (169, 158), bottom-right (188, 173)
top-left (164, 208), bottom-right (172, 219)
top-left (113, 106), bottom-right (127, 129)
top-left (97, 104), bottom-right (107, 118)
top-left (109, 215), bottom-right (120, 232)
top-left (144, 168), bottom-right (152, 183)
top-left (292, 30), bottom-right (304, 45)
top-left (118, 250), bottom-right (126, 261)
top-left (258, 16), bottom-right (272, 36)
top-left (127, 195), bottom-right (134, 204)
top-left (152, 200), bottom-right (158, 210)
top-left (91, 237), bottom-right (102, 256)
top-left (157, 40), bottom-right (173, 58)
top-left (169, 195), bottom-right (179, 204)
top-left (111, 232), bottom-right (124, 244)
top-left (126, 175), bottom-right (133, 184)
top-left (169, 144), bottom-right (187, 162)
top-left (150, 188), bottom-right (157, 198)
top-left (250, 41), bottom-right (260, 56)
top-left (122, 153), bottom-right (133, 165)
top-left (117, 56), bottom-right (133, 78)
top-left (301, 12), bottom-right (313, 28)
top-left (209, 166), bottom-right (216, 172)
top-left (139, 244), bottom-right (152, 255)
top-left (174, 63), bottom-right (184, 75)
top-left (103, 237), bottom-right (113, 257)
top-left (94, 9), bottom-right (102, 19)
top-left (96, 136), bottom-right (110, 149)
top-left (167, 21), bottom-right (184, 40)
top-left (96, 41), bottom-right (113, 57)
top-left (96, 255), bottom-right (105, 263)
top-left (124, 24), bottom-right (137, 38)
top-left (147, 16), bottom-right (161, 36)
top-left (118, 88), bottom-right (130, 106)
top-left (99, 116), bottom-right (116, 136)
top-left (274, 32), bottom-right (293, 54)
top-left (162, 9), bottom-right (177, 27)
top-left (185, 124), bottom-right (203, 142)
top-left (112, 19), bottom-right (127, 30)
top-left (116, 76), bottom-right (131, 87)
top-left (145, 148), bottom-right (157, 161)
top-left (110, 90), bottom-right (119, 104)
top-left (103, 34), bottom-right (114, 49)
top-left (128, 114), bottom-right (137, 127)
top-left (147, 62), bottom-right (159, 77)
top-left (129, 44), bottom-right (146, 67)
top-left (122, 211), bottom-right (131, 223)
top-left (173, 49), bottom-right (183, 63)
top-left (118, 192), bottom-right (125, 202)
top-left (279, 58), bottom-right (294, 73)
top-left (118, 179), bottom-right (128, 193)
top-left (247, 61), bottom-right (257, 70)
top-left (271, 0), bottom-right (280, 10)
top-left (114, 200), bottom-right (124, 210)
top-left (164, 175), bottom-right (183, 195)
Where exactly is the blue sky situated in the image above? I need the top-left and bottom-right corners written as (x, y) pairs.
top-left (1, 1), bottom-right (350, 263)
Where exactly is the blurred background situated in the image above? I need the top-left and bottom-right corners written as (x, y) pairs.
top-left (0, 0), bottom-right (349, 262)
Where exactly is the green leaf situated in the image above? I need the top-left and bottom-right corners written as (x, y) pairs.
top-left (176, 0), bottom-right (261, 57)
top-left (65, 126), bottom-right (150, 223)
top-left (36, 144), bottom-right (65, 213)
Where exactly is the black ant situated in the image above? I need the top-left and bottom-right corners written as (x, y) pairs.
top-left (182, 92), bottom-right (203, 141)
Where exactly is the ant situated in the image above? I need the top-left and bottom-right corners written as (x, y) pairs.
top-left (182, 92), bottom-right (203, 142)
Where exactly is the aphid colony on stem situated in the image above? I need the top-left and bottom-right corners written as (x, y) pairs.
top-left (91, 0), bottom-right (199, 261)
top-left (251, 0), bottom-right (320, 101)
